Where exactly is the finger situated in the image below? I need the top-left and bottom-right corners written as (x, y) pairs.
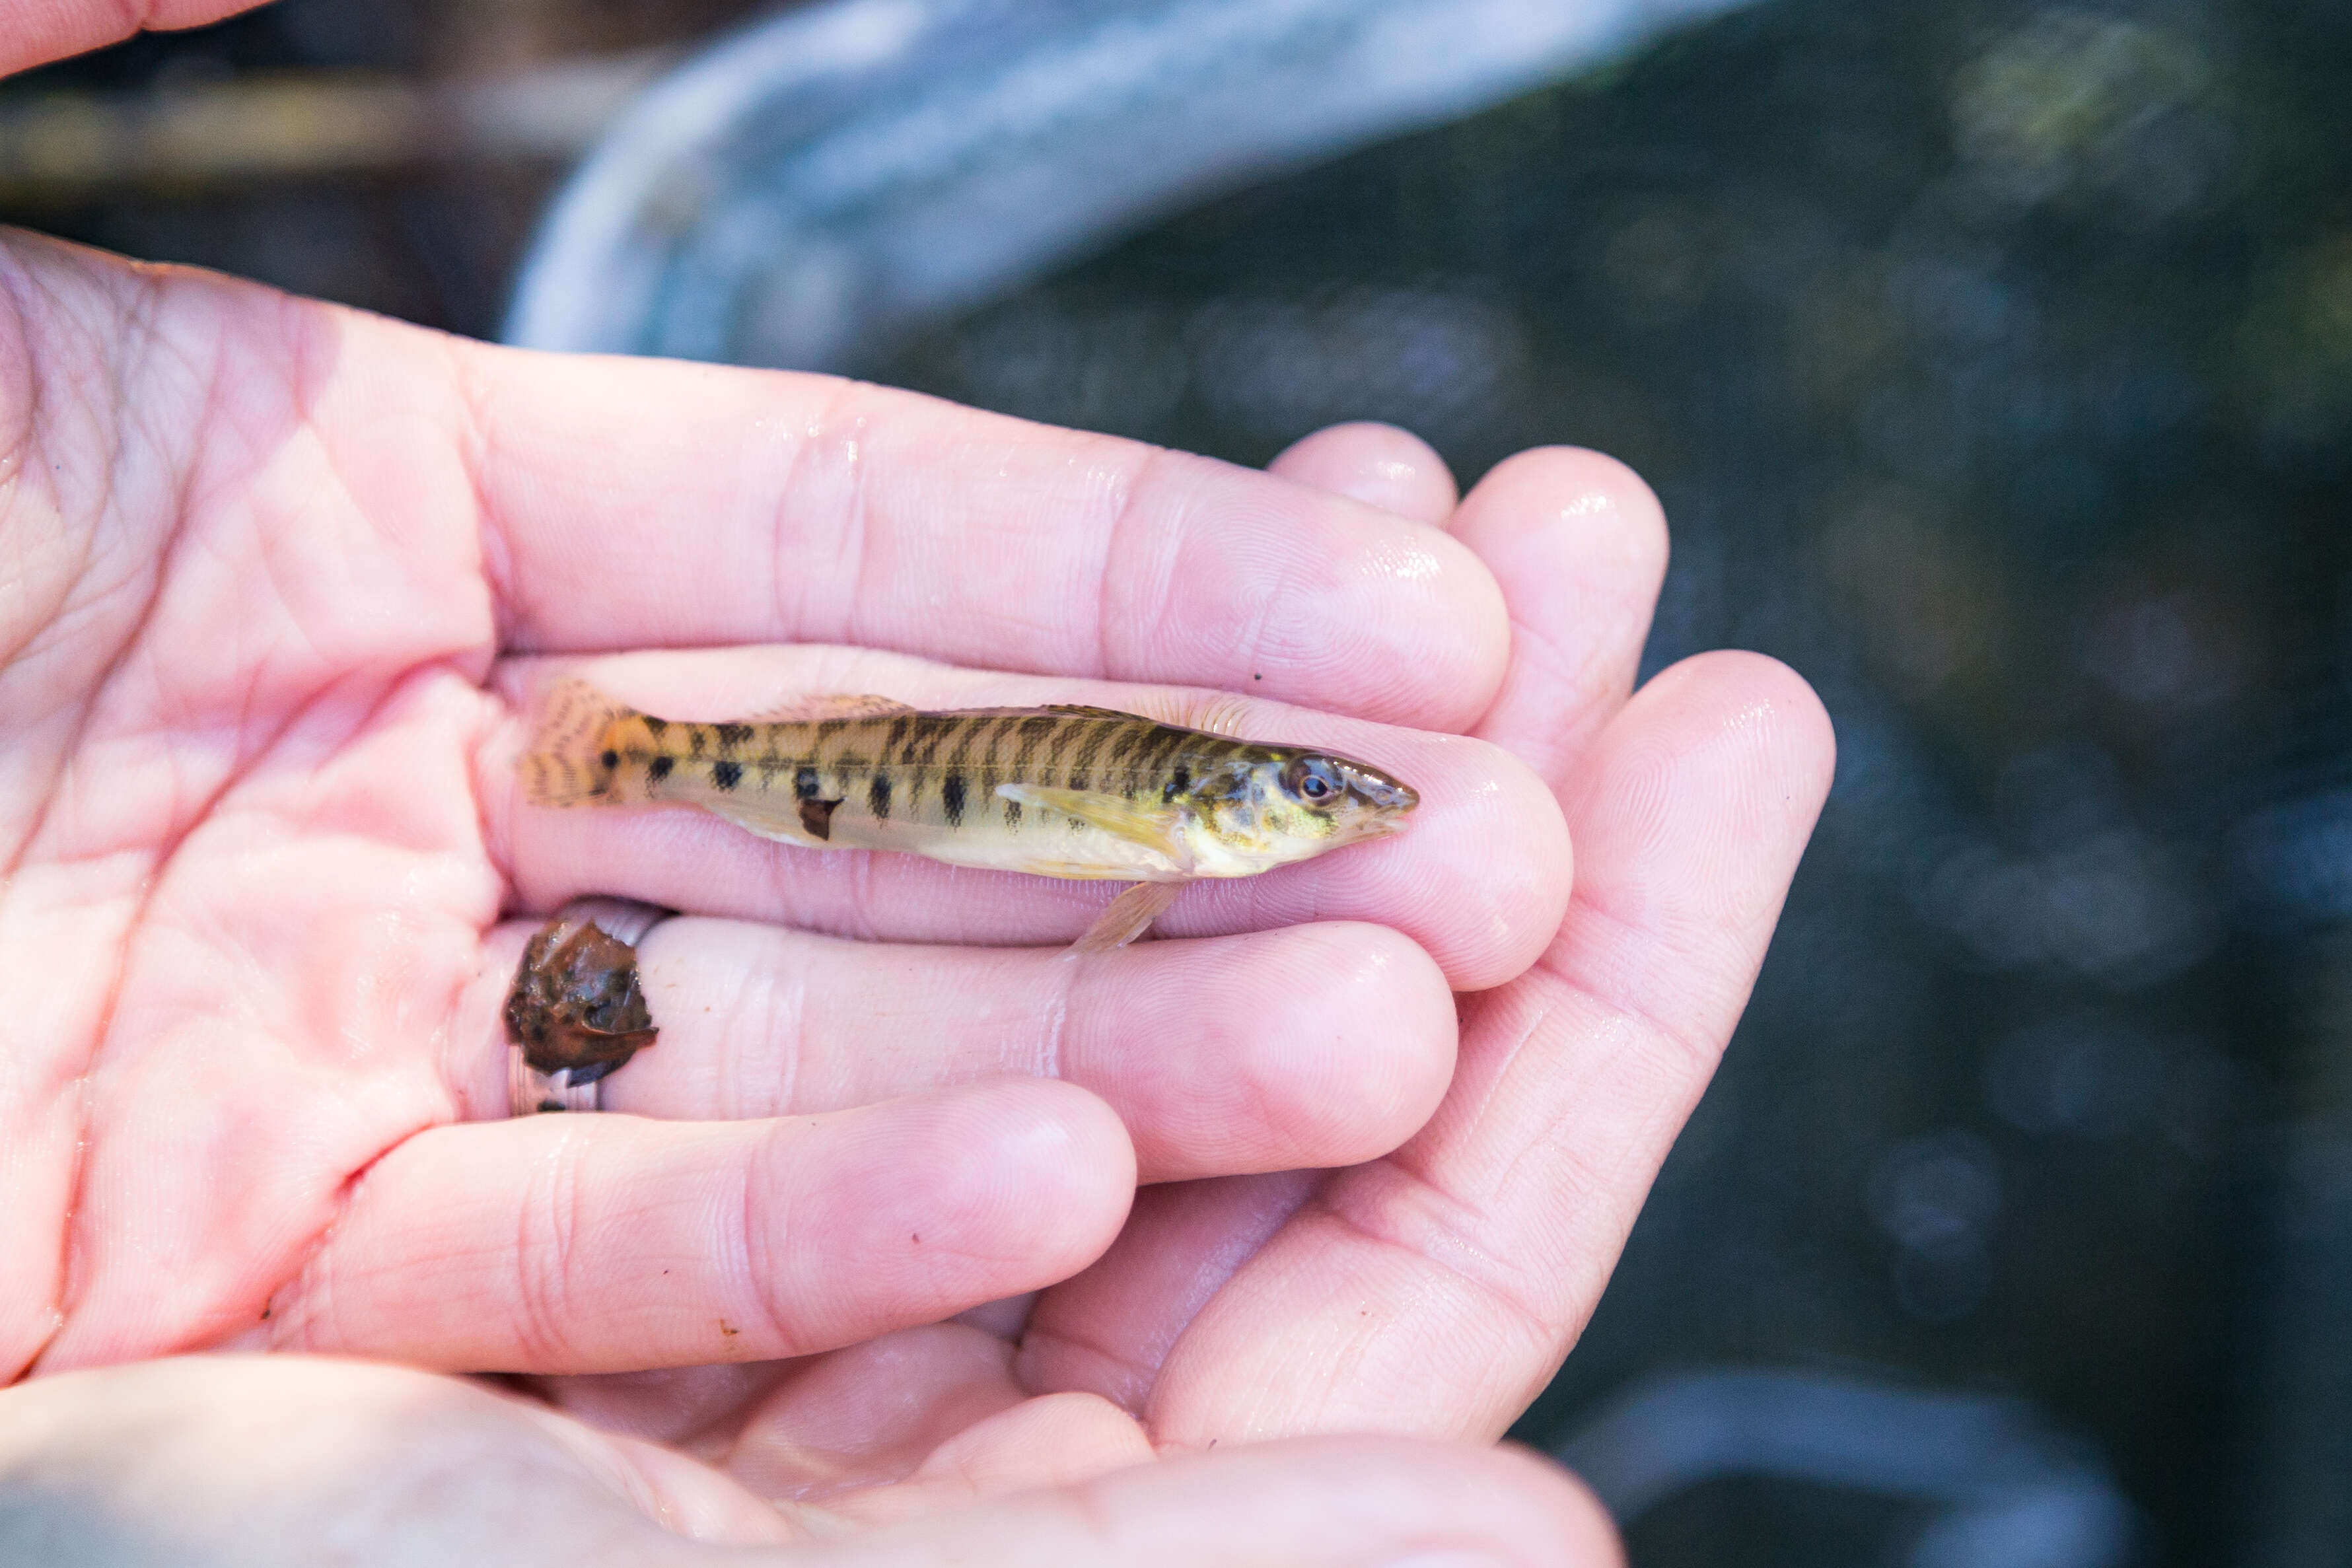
top-left (814, 1435), bottom-right (1620, 1568)
top-left (703, 1326), bottom-right (1155, 1513)
top-left (1138, 653), bottom-right (1835, 1443)
top-left (518, 1328), bottom-right (1032, 1495)
top-left (528, 1359), bottom-right (799, 1448)
top-left (719, 1324), bottom-right (1034, 1503)
top-left (890, 1390), bottom-right (1155, 1503)
top-left (484, 647), bottom-right (1571, 991)
top-left (1, 1), bottom-right (262, 77)
top-left (266, 1079), bottom-right (1135, 1374)
top-left (577, 1329), bottom-right (1145, 1508)
top-left (1448, 448), bottom-right (1670, 782)
top-left (461, 917), bottom-right (1458, 1185)
top-left (462, 345), bottom-right (1508, 730)
top-left (1266, 422), bottom-right (1459, 524)
top-left (1019, 1172), bottom-right (1320, 1415)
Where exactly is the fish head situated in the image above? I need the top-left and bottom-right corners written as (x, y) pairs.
top-left (1184, 748), bottom-right (1419, 873)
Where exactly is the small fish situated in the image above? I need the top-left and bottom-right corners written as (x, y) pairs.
top-left (522, 680), bottom-right (1419, 952)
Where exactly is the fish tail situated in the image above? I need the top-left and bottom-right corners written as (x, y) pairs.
top-left (524, 678), bottom-right (631, 806)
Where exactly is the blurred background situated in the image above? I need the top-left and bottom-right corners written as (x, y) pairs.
top-left (6, 0), bottom-right (2346, 1562)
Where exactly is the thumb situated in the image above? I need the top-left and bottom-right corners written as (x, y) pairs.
top-left (810, 1435), bottom-right (1621, 1568)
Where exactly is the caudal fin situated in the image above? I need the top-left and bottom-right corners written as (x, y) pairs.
top-left (524, 678), bottom-right (630, 806)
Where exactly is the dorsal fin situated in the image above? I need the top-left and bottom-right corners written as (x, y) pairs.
top-left (737, 693), bottom-right (917, 723)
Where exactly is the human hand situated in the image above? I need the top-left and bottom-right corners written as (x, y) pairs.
top-left (1, 209), bottom-right (1566, 1386)
top-left (503, 427), bottom-right (1832, 1471)
top-left (0, 0), bottom-right (264, 76)
top-left (0, 1355), bottom-right (1623, 1567)
top-left (5, 0), bottom-right (1827, 1501)
top-left (999, 424), bottom-right (1835, 1444)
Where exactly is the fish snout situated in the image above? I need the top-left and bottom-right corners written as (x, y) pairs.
top-left (1341, 763), bottom-right (1418, 814)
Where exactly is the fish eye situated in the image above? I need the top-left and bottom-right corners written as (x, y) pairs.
top-left (1283, 756), bottom-right (1342, 806)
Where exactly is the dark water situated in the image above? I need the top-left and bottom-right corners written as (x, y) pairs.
top-left (869, 2), bottom-right (2352, 1561)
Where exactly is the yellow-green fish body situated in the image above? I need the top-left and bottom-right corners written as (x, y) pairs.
top-left (524, 680), bottom-right (1417, 949)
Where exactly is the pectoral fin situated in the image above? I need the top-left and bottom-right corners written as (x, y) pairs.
top-left (1069, 880), bottom-right (1186, 955)
top-left (995, 783), bottom-right (1192, 873)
